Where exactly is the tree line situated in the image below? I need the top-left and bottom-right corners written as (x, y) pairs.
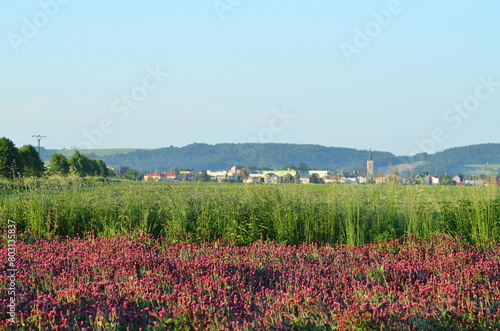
top-left (0, 137), bottom-right (110, 179)
top-left (83, 142), bottom-right (499, 175)
top-left (89, 143), bottom-right (401, 172)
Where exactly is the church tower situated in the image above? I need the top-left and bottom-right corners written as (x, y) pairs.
top-left (367, 149), bottom-right (374, 176)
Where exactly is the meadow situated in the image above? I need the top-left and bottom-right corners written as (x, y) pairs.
top-left (1, 234), bottom-right (500, 330)
top-left (0, 178), bottom-right (499, 245)
top-left (1, 178), bottom-right (500, 330)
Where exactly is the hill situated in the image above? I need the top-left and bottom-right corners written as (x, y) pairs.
top-left (40, 143), bottom-right (500, 175)
top-left (84, 143), bottom-right (401, 173)
top-left (411, 143), bottom-right (500, 175)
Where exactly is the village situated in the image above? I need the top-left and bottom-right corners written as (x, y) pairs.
top-left (142, 167), bottom-right (499, 186)
top-left (140, 151), bottom-right (500, 186)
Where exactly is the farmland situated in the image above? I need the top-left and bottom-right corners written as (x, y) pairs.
top-left (1, 178), bottom-right (499, 245)
top-left (1, 179), bottom-right (500, 329)
top-left (2, 234), bottom-right (500, 330)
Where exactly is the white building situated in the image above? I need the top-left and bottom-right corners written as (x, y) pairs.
top-left (308, 170), bottom-right (330, 178)
top-left (423, 175), bottom-right (440, 185)
top-left (207, 170), bottom-right (240, 182)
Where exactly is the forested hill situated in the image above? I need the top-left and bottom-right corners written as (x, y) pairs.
top-left (41, 143), bottom-right (500, 174)
top-left (412, 143), bottom-right (500, 175)
top-left (85, 143), bottom-right (400, 172)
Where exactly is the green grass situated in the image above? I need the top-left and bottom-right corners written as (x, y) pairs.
top-left (0, 178), bottom-right (499, 245)
top-left (53, 148), bottom-right (152, 157)
top-left (464, 164), bottom-right (500, 175)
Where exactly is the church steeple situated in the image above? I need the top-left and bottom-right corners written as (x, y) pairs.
top-left (367, 149), bottom-right (374, 176)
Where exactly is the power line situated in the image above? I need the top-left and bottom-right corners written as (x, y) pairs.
top-left (32, 135), bottom-right (47, 154)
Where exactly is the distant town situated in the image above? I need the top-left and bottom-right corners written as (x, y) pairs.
top-left (114, 151), bottom-right (500, 186)
top-left (2, 136), bottom-right (498, 186)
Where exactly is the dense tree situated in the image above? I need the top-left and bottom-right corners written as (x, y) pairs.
top-left (294, 171), bottom-right (300, 183)
top-left (66, 151), bottom-right (109, 177)
top-left (43, 142), bottom-right (500, 175)
top-left (0, 137), bottom-right (22, 179)
top-left (69, 151), bottom-right (92, 177)
top-left (440, 174), bottom-right (454, 186)
top-left (121, 168), bottom-right (141, 180)
top-left (87, 159), bottom-right (101, 176)
top-left (19, 145), bottom-right (45, 177)
top-left (297, 162), bottom-right (311, 172)
top-left (239, 168), bottom-right (250, 181)
top-left (49, 153), bottom-right (70, 176)
top-left (69, 151), bottom-right (102, 176)
top-left (96, 160), bottom-right (110, 177)
top-left (309, 173), bottom-right (323, 184)
top-left (89, 143), bottom-right (403, 173)
top-left (280, 173), bottom-right (295, 183)
top-left (194, 170), bottom-right (211, 182)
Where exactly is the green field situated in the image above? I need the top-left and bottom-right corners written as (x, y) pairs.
top-left (53, 148), bottom-right (152, 157)
top-left (1, 178), bottom-right (499, 245)
top-left (465, 163), bottom-right (500, 175)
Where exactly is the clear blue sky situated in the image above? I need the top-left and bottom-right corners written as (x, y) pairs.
top-left (1, 1), bottom-right (499, 156)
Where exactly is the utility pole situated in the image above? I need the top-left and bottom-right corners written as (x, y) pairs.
top-left (32, 135), bottom-right (46, 154)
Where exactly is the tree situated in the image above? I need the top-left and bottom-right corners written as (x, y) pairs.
top-left (297, 162), bottom-right (310, 172)
top-left (96, 160), bottom-right (110, 177)
top-left (69, 151), bottom-right (106, 177)
top-left (87, 159), bottom-right (101, 176)
top-left (69, 151), bottom-right (92, 177)
top-left (49, 153), bottom-right (70, 176)
top-left (122, 168), bottom-right (141, 181)
top-left (19, 145), bottom-right (45, 177)
top-left (0, 137), bottom-right (22, 179)
top-left (294, 170), bottom-right (300, 183)
top-left (440, 174), bottom-right (454, 186)
top-left (309, 173), bottom-right (323, 184)
top-left (194, 170), bottom-right (211, 182)
top-left (281, 173), bottom-right (294, 183)
top-left (239, 168), bottom-right (250, 181)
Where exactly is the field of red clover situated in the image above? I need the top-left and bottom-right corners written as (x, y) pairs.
top-left (2, 232), bottom-right (500, 330)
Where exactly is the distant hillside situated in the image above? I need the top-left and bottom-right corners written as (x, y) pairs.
top-left (84, 143), bottom-right (400, 173)
top-left (40, 148), bottom-right (149, 160)
top-left (40, 143), bottom-right (500, 175)
top-left (411, 143), bottom-right (500, 175)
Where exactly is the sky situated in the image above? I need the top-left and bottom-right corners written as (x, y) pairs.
top-left (1, 0), bottom-right (499, 156)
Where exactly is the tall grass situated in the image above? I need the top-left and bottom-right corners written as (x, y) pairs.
top-left (0, 178), bottom-right (498, 245)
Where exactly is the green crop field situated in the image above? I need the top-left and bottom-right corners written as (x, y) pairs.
top-left (465, 164), bottom-right (500, 175)
top-left (53, 148), bottom-right (151, 157)
top-left (1, 178), bottom-right (500, 330)
top-left (1, 178), bottom-right (499, 246)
